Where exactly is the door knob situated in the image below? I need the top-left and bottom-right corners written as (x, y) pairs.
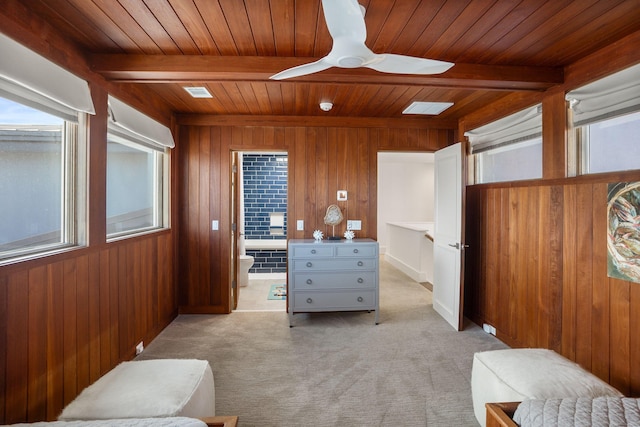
top-left (448, 243), bottom-right (469, 249)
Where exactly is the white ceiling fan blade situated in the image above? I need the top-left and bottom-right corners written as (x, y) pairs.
top-left (365, 54), bottom-right (454, 75)
top-left (321, 0), bottom-right (366, 43)
top-left (269, 58), bottom-right (333, 80)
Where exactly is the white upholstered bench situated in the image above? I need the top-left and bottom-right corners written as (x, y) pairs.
top-left (471, 349), bottom-right (622, 427)
top-left (59, 359), bottom-right (215, 421)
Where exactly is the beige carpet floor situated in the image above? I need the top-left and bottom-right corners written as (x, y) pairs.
top-left (137, 260), bottom-right (508, 426)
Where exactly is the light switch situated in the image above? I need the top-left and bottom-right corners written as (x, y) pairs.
top-left (211, 220), bottom-right (219, 230)
top-left (296, 220), bottom-right (304, 231)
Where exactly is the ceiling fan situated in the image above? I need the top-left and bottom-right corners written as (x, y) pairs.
top-left (270, 0), bottom-right (454, 80)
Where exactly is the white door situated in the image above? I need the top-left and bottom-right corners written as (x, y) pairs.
top-left (433, 142), bottom-right (465, 330)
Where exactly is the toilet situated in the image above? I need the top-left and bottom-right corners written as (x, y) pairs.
top-left (239, 254), bottom-right (254, 287)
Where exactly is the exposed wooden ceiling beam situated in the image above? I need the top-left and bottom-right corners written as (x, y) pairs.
top-left (176, 114), bottom-right (458, 129)
top-left (91, 55), bottom-right (563, 91)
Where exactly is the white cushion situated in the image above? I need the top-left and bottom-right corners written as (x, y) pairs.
top-left (59, 359), bottom-right (215, 420)
top-left (5, 417), bottom-right (207, 427)
top-left (471, 349), bottom-right (622, 427)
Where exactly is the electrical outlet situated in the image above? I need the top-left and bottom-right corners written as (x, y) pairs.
top-left (135, 341), bottom-right (144, 355)
top-left (296, 220), bottom-right (304, 231)
top-left (482, 323), bottom-right (496, 336)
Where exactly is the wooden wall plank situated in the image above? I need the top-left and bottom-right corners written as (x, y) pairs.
top-left (199, 128), bottom-right (212, 304)
top-left (367, 129), bottom-right (378, 238)
top-left (62, 260), bottom-right (77, 408)
top-left (498, 188), bottom-right (511, 339)
top-left (609, 278), bottom-right (630, 395)
top-left (0, 274), bottom-right (6, 422)
top-left (509, 188), bottom-right (527, 345)
top-left (87, 253), bottom-right (101, 384)
top-left (575, 183), bottom-right (594, 370)
top-left (75, 255), bottom-right (90, 396)
top-left (46, 262), bottom-right (64, 420)
top-left (98, 250), bottom-right (112, 376)
top-left (27, 266), bottom-right (47, 422)
top-left (5, 271), bottom-right (28, 424)
top-left (547, 185), bottom-right (564, 352)
top-left (591, 184), bottom-right (610, 382)
top-left (482, 188), bottom-right (498, 326)
top-left (521, 187), bottom-right (548, 347)
top-left (108, 247), bottom-right (120, 368)
top-left (561, 185), bottom-right (578, 360)
top-left (117, 248), bottom-right (129, 359)
top-left (212, 127), bottom-right (227, 308)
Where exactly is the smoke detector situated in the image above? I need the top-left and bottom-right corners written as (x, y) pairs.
top-left (319, 102), bottom-right (333, 112)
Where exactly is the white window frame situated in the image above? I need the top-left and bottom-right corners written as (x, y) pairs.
top-left (105, 133), bottom-right (169, 241)
top-left (0, 107), bottom-right (87, 264)
top-left (106, 96), bottom-right (172, 241)
top-left (466, 105), bottom-right (543, 184)
top-left (567, 64), bottom-right (640, 175)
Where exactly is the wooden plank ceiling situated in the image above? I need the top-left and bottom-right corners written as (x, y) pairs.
top-left (25, 0), bottom-right (640, 125)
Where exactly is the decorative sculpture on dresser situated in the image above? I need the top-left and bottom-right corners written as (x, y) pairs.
top-left (323, 204), bottom-right (344, 239)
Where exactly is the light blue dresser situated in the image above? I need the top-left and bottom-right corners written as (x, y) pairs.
top-left (287, 238), bottom-right (379, 326)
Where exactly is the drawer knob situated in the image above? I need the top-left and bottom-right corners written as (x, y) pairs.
top-left (306, 298), bottom-right (313, 304)
top-left (311, 249), bottom-right (316, 254)
top-left (353, 248), bottom-right (359, 253)
top-left (357, 261), bottom-right (364, 266)
top-left (357, 278), bottom-right (364, 283)
top-left (306, 262), bottom-right (313, 267)
top-left (306, 279), bottom-right (313, 285)
top-left (357, 296), bottom-right (364, 302)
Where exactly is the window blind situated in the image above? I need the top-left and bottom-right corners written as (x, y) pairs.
top-left (566, 63), bottom-right (640, 127)
top-left (465, 104), bottom-right (542, 154)
top-left (108, 95), bottom-right (175, 150)
top-left (0, 33), bottom-right (94, 122)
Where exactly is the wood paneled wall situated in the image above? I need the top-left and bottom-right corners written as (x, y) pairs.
top-left (462, 29), bottom-right (640, 397)
top-left (0, 7), bottom-right (180, 423)
top-left (465, 175), bottom-right (640, 396)
top-left (0, 234), bottom-right (177, 423)
top-left (177, 124), bottom-right (453, 312)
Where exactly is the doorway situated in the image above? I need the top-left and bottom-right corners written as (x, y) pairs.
top-left (377, 152), bottom-right (435, 289)
top-left (231, 151), bottom-right (288, 312)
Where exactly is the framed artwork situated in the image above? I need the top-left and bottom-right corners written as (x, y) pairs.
top-left (607, 182), bottom-right (640, 283)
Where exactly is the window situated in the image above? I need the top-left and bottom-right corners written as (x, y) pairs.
top-left (475, 137), bottom-right (542, 184)
top-left (106, 134), bottom-right (166, 237)
top-left (577, 111), bottom-right (640, 174)
top-left (567, 64), bottom-right (640, 175)
top-left (0, 98), bottom-right (86, 261)
top-left (106, 96), bottom-right (173, 239)
top-left (466, 105), bottom-right (543, 184)
top-left (0, 33), bottom-right (92, 263)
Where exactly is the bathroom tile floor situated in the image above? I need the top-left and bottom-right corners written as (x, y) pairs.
top-left (235, 278), bottom-right (287, 312)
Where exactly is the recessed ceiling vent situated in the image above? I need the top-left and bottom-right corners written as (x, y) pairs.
top-left (403, 101), bottom-right (453, 115)
top-left (184, 86), bottom-right (213, 98)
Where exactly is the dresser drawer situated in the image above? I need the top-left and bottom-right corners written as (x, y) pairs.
top-left (293, 290), bottom-right (376, 311)
top-left (336, 244), bottom-right (377, 257)
top-left (292, 258), bottom-right (377, 271)
top-left (291, 271), bottom-right (376, 290)
top-left (290, 245), bottom-right (334, 257)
